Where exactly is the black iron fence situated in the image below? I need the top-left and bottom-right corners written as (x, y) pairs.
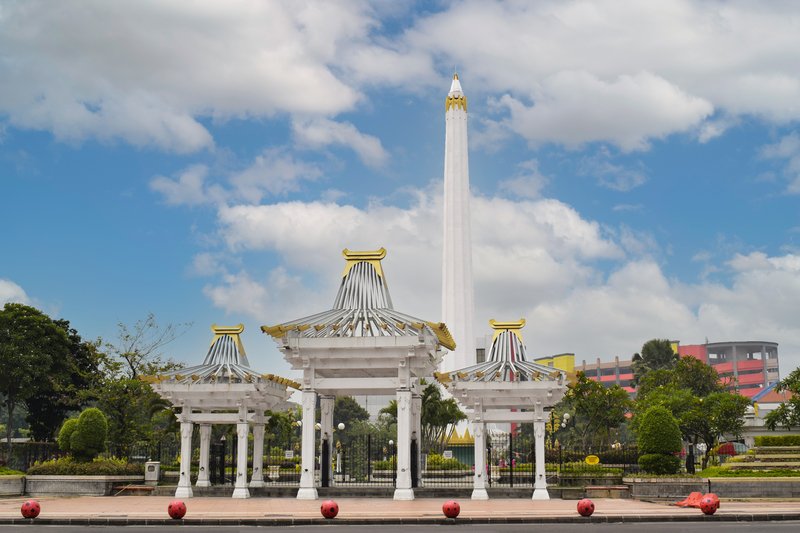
top-left (1, 434), bottom-right (640, 490)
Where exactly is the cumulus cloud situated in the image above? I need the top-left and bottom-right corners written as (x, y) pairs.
top-left (200, 189), bottom-right (800, 371)
top-left (760, 133), bottom-right (800, 194)
top-left (4, 2), bottom-right (800, 153)
top-left (150, 149), bottom-right (323, 206)
top-left (0, 279), bottom-right (30, 305)
top-left (496, 71), bottom-right (712, 151)
top-left (292, 118), bottom-right (389, 168)
top-left (498, 160), bottom-right (549, 199)
top-left (578, 148), bottom-right (649, 191)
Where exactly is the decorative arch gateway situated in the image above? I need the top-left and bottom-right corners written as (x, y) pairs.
top-left (436, 319), bottom-right (568, 500)
top-left (262, 248), bottom-right (455, 500)
top-left (144, 325), bottom-right (298, 498)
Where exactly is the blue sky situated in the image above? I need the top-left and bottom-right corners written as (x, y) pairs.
top-left (2, 1), bottom-right (800, 379)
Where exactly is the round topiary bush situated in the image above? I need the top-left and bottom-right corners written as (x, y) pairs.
top-left (64, 408), bottom-right (108, 462)
top-left (637, 406), bottom-right (681, 474)
top-left (57, 418), bottom-right (79, 454)
top-left (637, 453), bottom-right (681, 475)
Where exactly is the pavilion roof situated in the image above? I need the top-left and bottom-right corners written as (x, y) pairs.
top-left (435, 319), bottom-right (565, 386)
top-left (142, 324), bottom-right (299, 389)
top-left (262, 248), bottom-right (455, 351)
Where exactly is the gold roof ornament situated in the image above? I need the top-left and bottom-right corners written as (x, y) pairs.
top-left (490, 318), bottom-right (526, 343)
top-left (341, 247), bottom-right (386, 278)
top-left (211, 324), bottom-right (246, 356)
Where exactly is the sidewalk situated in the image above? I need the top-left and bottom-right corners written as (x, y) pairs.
top-left (1, 496), bottom-right (800, 526)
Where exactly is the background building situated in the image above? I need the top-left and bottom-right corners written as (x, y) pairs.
top-left (578, 340), bottom-right (781, 398)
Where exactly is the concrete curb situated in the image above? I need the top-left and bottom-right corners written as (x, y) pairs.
top-left (3, 513), bottom-right (800, 526)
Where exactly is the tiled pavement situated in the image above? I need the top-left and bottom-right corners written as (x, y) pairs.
top-left (1, 496), bottom-right (800, 526)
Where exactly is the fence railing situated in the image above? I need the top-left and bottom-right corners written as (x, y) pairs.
top-left (1, 435), bottom-right (640, 489)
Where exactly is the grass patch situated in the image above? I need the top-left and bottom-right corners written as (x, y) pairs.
top-left (701, 466), bottom-right (800, 477)
top-left (0, 466), bottom-right (24, 476)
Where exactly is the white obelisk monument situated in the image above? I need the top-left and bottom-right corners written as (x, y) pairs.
top-left (441, 74), bottom-right (475, 372)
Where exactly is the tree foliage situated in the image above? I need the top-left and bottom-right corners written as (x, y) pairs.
top-left (634, 355), bottom-right (749, 468)
top-left (58, 407), bottom-right (109, 462)
top-left (764, 367), bottom-right (800, 431)
top-left (637, 406), bottom-right (681, 475)
top-left (0, 303), bottom-right (70, 453)
top-left (561, 372), bottom-right (632, 449)
top-left (632, 338), bottom-right (678, 385)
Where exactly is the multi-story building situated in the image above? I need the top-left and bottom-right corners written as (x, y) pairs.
top-left (577, 341), bottom-right (781, 398)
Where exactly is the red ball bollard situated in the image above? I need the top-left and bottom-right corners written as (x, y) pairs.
top-left (167, 500), bottom-right (187, 520)
top-left (321, 499), bottom-right (339, 519)
top-left (442, 500), bottom-right (460, 519)
top-left (577, 498), bottom-right (595, 517)
top-left (704, 493), bottom-right (720, 509)
top-left (700, 495), bottom-right (717, 515)
top-left (20, 500), bottom-right (40, 519)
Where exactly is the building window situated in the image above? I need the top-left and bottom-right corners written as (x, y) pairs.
top-left (476, 348), bottom-right (486, 364)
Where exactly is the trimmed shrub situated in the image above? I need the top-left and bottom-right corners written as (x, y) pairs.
top-left (754, 435), bottom-right (800, 447)
top-left (425, 454), bottom-right (466, 471)
top-left (57, 418), bottom-right (79, 453)
top-left (638, 406), bottom-right (681, 455)
top-left (26, 456), bottom-right (143, 476)
top-left (637, 453), bottom-right (681, 475)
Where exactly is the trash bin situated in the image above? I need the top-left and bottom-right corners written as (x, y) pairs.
top-left (144, 461), bottom-right (161, 486)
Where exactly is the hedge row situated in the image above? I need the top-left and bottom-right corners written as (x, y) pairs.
top-left (754, 435), bottom-right (800, 447)
top-left (26, 457), bottom-right (143, 476)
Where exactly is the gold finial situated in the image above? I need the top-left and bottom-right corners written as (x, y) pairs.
top-left (210, 324), bottom-right (246, 356)
top-left (489, 318), bottom-right (526, 343)
top-left (453, 72), bottom-right (459, 80)
top-left (341, 247), bottom-right (386, 278)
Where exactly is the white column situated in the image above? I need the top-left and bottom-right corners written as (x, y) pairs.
top-left (249, 422), bottom-right (265, 488)
top-left (411, 393), bottom-right (422, 489)
top-left (471, 419), bottom-right (488, 500)
top-left (441, 74), bottom-right (475, 372)
top-left (532, 413), bottom-right (549, 500)
top-left (394, 389), bottom-right (414, 500)
top-left (297, 389), bottom-right (318, 500)
top-left (320, 395), bottom-right (334, 486)
top-left (196, 423), bottom-right (212, 488)
top-left (175, 418), bottom-right (194, 498)
top-left (232, 420), bottom-right (250, 498)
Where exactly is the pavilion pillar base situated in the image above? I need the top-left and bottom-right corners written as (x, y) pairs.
top-left (232, 487), bottom-right (251, 499)
top-left (471, 488), bottom-right (489, 500)
top-left (393, 488), bottom-right (415, 501)
top-left (195, 480), bottom-right (211, 488)
top-left (174, 486), bottom-right (193, 499)
top-left (532, 488), bottom-right (550, 500)
top-left (248, 480), bottom-right (265, 488)
top-left (297, 487), bottom-right (318, 500)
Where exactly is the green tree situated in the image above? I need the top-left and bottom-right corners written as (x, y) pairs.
top-left (634, 357), bottom-right (749, 468)
top-left (25, 320), bottom-right (103, 441)
top-left (632, 338), bottom-right (678, 386)
top-left (333, 396), bottom-right (370, 427)
top-left (90, 314), bottom-right (188, 453)
top-left (637, 405), bottom-right (682, 474)
top-left (380, 382), bottom-right (465, 454)
top-left (764, 367), bottom-right (800, 431)
top-left (562, 372), bottom-right (632, 449)
top-left (58, 408), bottom-right (109, 461)
top-left (0, 303), bottom-right (70, 454)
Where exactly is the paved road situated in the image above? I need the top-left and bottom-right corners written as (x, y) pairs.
top-left (2, 524), bottom-right (800, 532)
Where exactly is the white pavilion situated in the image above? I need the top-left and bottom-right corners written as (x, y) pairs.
top-left (145, 324), bottom-right (298, 498)
top-left (262, 248), bottom-right (455, 500)
top-left (436, 319), bottom-right (568, 500)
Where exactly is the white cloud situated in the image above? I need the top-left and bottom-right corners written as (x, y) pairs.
top-left (498, 160), bottom-right (549, 199)
top-left (578, 148), bottom-right (648, 191)
top-left (4, 2), bottom-right (800, 153)
top-left (760, 133), bottom-right (800, 194)
top-left (497, 71), bottom-right (712, 152)
top-left (0, 279), bottom-right (30, 305)
top-left (150, 165), bottom-right (214, 206)
top-left (201, 189), bottom-right (800, 372)
top-left (292, 118), bottom-right (389, 168)
top-left (229, 148), bottom-right (324, 202)
top-left (150, 150), bottom-right (323, 206)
